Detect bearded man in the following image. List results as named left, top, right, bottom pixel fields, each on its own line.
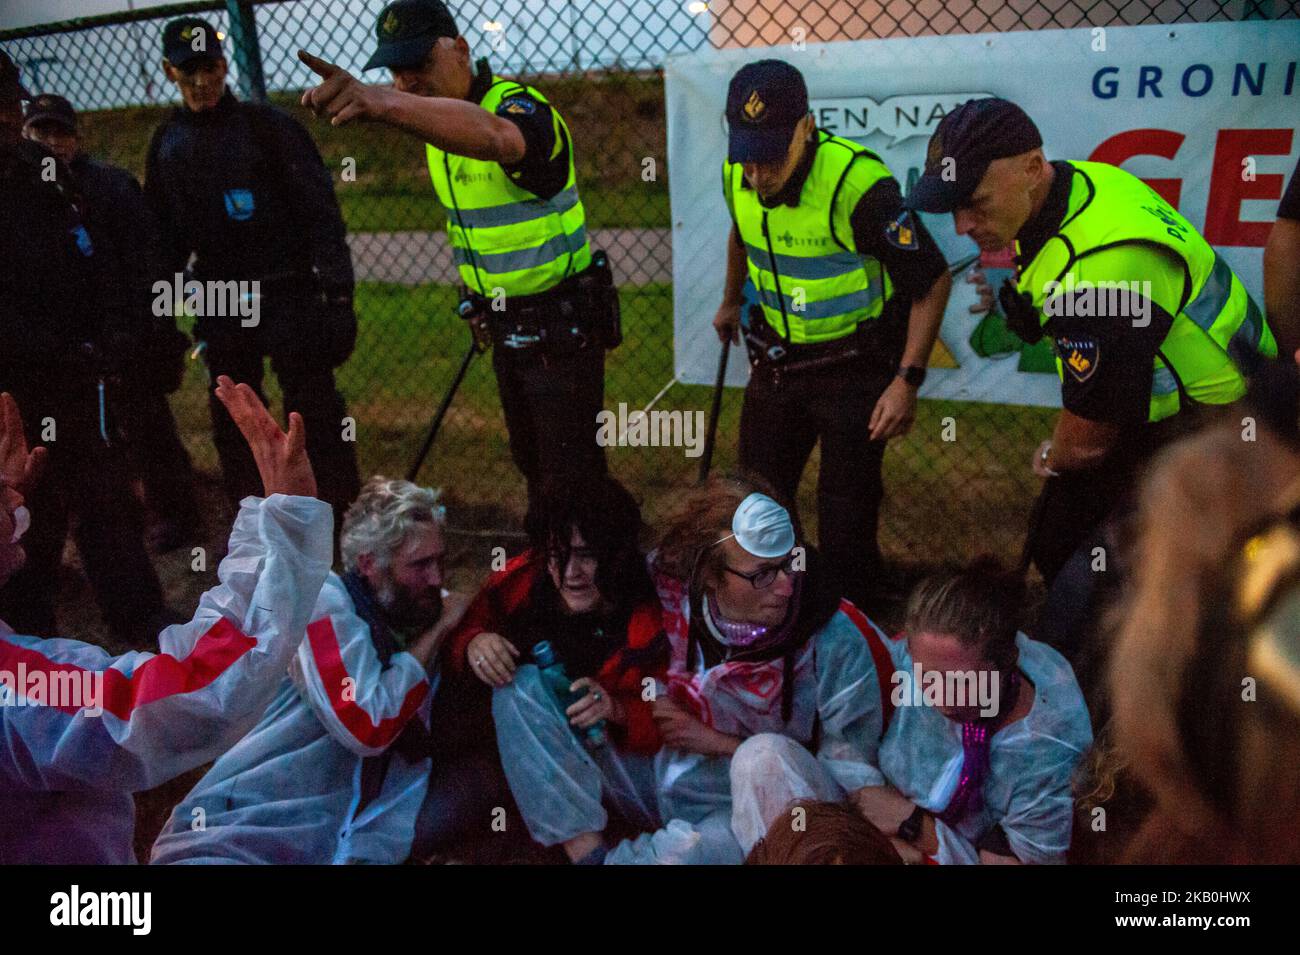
left=151, top=476, right=467, bottom=864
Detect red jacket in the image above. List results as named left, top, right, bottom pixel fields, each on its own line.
left=445, top=551, right=668, bottom=754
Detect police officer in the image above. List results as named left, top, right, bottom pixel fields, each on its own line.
left=145, top=18, right=360, bottom=522
left=713, top=61, right=951, bottom=610
left=907, top=98, right=1277, bottom=653
left=297, top=0, right=616, bottom=519
left=23, top=93, right=200, bottom=551
left=0, top=53, right=171, bottom=643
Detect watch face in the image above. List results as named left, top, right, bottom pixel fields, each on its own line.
left=900, top=365, right=926, bottom=387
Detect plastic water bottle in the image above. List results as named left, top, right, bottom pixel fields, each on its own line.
left=533, top=641, right=606, bottom=747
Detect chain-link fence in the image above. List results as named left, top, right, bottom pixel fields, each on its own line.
left=2, top=0, right=1295, bottom=572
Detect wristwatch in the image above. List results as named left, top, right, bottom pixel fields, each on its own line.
left=897, top=365, right=926, bottom=388
left=898, top=804, right=927, bottom=844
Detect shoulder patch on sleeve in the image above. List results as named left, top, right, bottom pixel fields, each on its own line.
left=499, top=96, right=537, bottom=116
left=884, top=209, right=919, bottom=251
left=1055, top=334, right=1099, bottom=383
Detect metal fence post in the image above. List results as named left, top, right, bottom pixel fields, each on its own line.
left=225, top=0, right=266, bottom=102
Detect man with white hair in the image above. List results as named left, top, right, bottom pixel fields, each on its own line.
left=604, top=476, right=894, bottom=864
left=151, top=476, right=467, bottom=864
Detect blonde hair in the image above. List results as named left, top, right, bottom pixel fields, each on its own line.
left=1111, top=422, right=1300, bottom=862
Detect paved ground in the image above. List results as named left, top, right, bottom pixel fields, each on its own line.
left=348, top=227, right=673, bottom=286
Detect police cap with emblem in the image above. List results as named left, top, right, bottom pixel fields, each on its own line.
left=364, top=0, right=460, bottom=72
left=162, top=17, right=224, bottom=69
left=24, top=93, right=76, bottom=133
left=725, top=59, right=809, bottom=165
left=907, top=97, right=1043, bottom=214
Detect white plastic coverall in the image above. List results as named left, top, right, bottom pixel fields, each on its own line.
left=731, top=630, right=1092, bottom=863
left=0, top=494, right=332, bottom=864
left=605, top=575, right=886, bottom=864
left=493, top=663, right=661, bottom=849
left=150, top=572, right=436, bottom=864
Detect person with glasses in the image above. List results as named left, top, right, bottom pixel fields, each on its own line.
left=602, top=476, right=894, bottom=864
left=445, top=475, right=669, bottom=863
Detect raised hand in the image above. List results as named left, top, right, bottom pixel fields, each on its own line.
left=213, top=375, right=317, bottom=499
left=298, top=50, right=384, bottom=127
left=0, top=392, right=48, bottom=497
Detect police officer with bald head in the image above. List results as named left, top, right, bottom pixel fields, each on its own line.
left=908, top=98, right=1277, bottom=658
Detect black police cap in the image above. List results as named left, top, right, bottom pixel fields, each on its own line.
left=725, top=59, right=809, bottom=164
left=24, top=93, right=76, bottom=132
left=363, top=0, right=460, bottom=72
left=162, top=17, right=224, bottom=69
left=907, top=98, right=1043, bottom=214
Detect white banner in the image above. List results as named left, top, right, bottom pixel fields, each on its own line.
left=666, top=21, right=1300, bottom=405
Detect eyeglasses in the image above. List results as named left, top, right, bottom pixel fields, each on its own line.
left=724, top=553, right=798, bottom=590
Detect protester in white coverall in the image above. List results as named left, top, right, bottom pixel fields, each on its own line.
left=731, top=559, right=1093, bottom=864
left=604, top=477, right=892, bottom=864
left=152, top=477, right=467, bottom=865
left=0, top=381, right=333, bottom=863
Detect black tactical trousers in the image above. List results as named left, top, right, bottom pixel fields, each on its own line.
left=122, top=388, right=201, bottom=531
left=492, top=341, right=608, bottom=520
left=0, top=376, right=166, bottom=645
left=738, top=353, right=896, bottom=609
left=203, top=337, right=360, bottom=523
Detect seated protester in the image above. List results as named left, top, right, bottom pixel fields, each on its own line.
left=828, top=559, right=1091, bottom=864
left=447, top=477, right=669, bottom=863
left=0, top=381, right=333, bottom=864
left=151, top=477, right=465, bottom=865
left=604, top=476, right=891, bottom=865
left=745, top=799, right=904, bottom=865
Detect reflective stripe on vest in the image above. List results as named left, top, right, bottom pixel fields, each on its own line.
left=725, top=130, right=894, bottom=345
left=1017, top=160, right=1276, bottom=423
left=427, top=78, right=591, bottom=297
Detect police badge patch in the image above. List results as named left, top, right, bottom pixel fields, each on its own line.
left=223, top=188, right=256, bottom=222
left=885, top=210, right=919, bottom=251
left=500, top=97, right=536, bottom=115
left=1056, top=335, right=1099, bottom=383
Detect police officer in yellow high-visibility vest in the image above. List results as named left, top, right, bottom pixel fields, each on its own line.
left=299, top=0, right=616, bottom=516
left=908, top=99, right=1277, bottom=631
left=713, top=61, right=951, bottom=609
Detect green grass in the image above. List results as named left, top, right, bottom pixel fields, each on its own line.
left=167, top=280, right=1052, bottom=562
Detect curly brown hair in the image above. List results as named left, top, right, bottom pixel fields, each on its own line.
left=651, top=473, right=792, bottom=586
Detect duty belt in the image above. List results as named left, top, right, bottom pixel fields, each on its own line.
left=744, top=305, right=869, bottom=375
left=472, top=251, right=619, bottom=355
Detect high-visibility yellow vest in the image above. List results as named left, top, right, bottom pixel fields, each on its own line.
left=427, top=77, right=591, bottom=297
left=724, top=129, right=896, bottom=345
left=1017, top=160, right=1276, bottom=422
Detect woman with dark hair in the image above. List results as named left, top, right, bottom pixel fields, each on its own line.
left=444, top=476, right=669, bottom=863
left=852, top=559, right=1092, bottom=863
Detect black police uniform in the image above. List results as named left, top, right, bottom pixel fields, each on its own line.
left=0, top=138, right=168, bottom=643
left=144, top=88, right=361, bottom=518
left=463, top=62, right=609, bottom=518
left=735, top=136, right=948, bottom=608
left=69, top=152, right=200, bottom=544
